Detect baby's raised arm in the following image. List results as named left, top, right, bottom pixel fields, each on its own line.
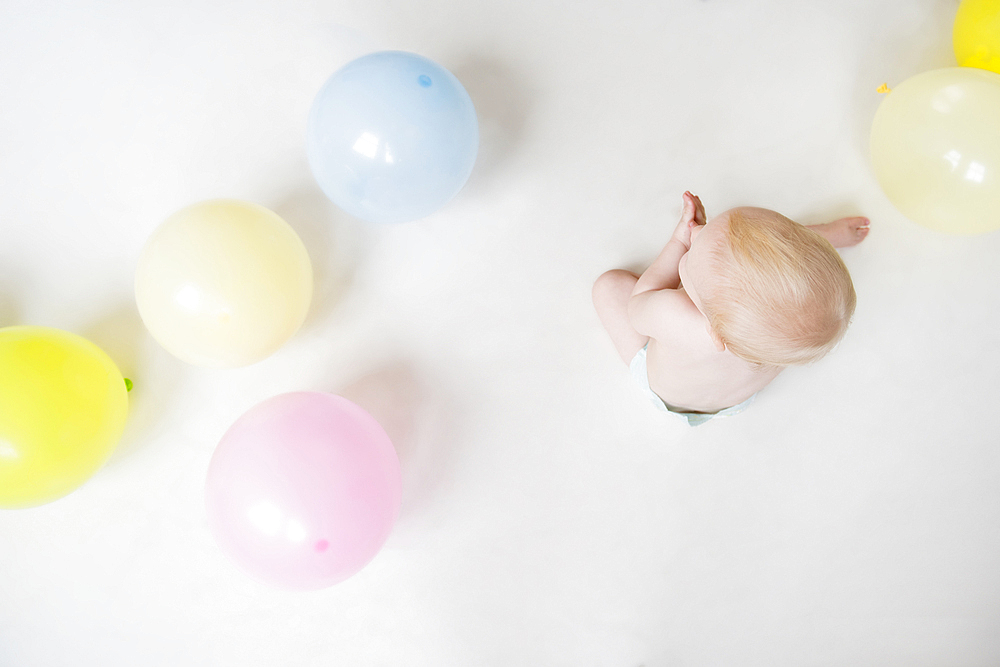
left=631, top=191, right=705, bottom=296
left=627, top=192, right=707, bottom=337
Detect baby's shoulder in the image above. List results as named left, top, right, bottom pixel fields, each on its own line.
left=633, top=288, right=709, bottom=344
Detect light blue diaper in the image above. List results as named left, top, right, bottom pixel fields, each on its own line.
left=629, top=345, right=755, bottom=427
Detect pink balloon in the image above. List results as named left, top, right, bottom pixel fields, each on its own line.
left=205, top=392, right=401, bottom=590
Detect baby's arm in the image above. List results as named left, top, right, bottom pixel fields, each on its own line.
left=631, top=236, right=687, bottom=295
left=631, top=191, right=705, bottom=297
left=627, top=192, right=706, bottom=336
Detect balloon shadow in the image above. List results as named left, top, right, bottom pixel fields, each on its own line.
left=324, top=23, right=386, bottom=69
left=80, top=303, right=187, bottom=463
left=451, top=55, right=536, bottom=195
left=0, top=290, right=20, bottom=328
left=336, top=361, right=462, bottom=542
left=272, top=183, right=370, bottom=331
left=848, top=3, right=957, bottom=155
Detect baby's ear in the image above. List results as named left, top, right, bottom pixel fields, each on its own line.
left=706, top=323, right=727, bottom=352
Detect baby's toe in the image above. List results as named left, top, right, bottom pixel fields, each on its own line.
left=843, top=217, right=870, bottom=243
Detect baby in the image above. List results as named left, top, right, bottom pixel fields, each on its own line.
left=593, top=192, right=868, bottom=426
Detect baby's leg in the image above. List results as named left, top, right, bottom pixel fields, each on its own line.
left=807, top=217, right=870, bottom=248
left=592, top=270, right=650, bottom=364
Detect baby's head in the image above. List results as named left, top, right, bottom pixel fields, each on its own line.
left=683, top=207, right=856, bottom=367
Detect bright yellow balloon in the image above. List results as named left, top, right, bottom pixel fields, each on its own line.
left=134, top=200, right=313, bottom=368
left=0, top=326, right=129, bottom=508
left=954, top=0, right=1000, bottom=74
left=870, top=67, right=1000, bottom=234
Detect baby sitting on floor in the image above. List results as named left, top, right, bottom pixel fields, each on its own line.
left=593, top=192, right=867, bottom=426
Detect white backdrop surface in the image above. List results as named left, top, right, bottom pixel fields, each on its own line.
left=2, top=0, right=999, bottom=665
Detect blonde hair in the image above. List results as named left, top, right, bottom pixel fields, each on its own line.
left=702, top=208, right=856, bottom=367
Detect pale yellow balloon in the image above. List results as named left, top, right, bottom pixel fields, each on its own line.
left=135, top=200, right=313, bottom=367
left=870, top=67, right=1000, bottom=234
left=954, top=0, right=1000, bottom=74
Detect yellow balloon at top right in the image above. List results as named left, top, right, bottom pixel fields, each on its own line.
left=954, top=0, right=1000, bottom=74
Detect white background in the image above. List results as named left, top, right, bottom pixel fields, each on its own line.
left=2, top=0, right=1000, bottom=665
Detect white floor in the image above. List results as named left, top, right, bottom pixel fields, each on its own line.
left=2, top=0, right=1000, bottom=665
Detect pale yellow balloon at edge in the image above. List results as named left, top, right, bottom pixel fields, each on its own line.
left=870, top=67, right=1000, bottom=235
left=134, top=200, right=313, bottom=368
left=954, top=0, right=1000, bottom=74
left=0, top=326, right=129, bottom=508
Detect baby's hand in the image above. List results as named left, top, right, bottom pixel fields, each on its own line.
left=671, top=191, right=707, bottom=249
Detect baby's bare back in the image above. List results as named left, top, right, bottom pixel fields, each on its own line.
left=644, top=297, right=781, bottom=414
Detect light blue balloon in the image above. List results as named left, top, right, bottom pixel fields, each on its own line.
left=306, top=51, right=479, bottom=224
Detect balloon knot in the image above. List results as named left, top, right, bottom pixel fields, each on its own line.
left=877, top=83, right=892, bottom=94
left=124, top=378, right=133, bottom=392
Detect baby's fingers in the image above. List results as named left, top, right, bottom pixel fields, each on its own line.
left=680, top=191, right=697, bottom=222
left=691, top=193, right=707, bottom=226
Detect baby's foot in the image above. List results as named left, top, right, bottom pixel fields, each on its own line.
left=809, top=217, right=870, bottom=248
